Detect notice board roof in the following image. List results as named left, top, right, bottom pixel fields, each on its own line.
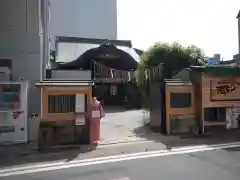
left=35, top=80, right=94, bottom=87
left=191, top=66, right=240, bottom=77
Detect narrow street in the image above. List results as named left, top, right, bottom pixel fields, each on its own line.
left=100, top=108, right=151, bottom=144
left=2, top=144, right=240, bottom=180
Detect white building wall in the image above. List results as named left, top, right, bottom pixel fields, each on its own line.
left=0, top=0, right=118, bottom=114
left=50, top=0, right=117, bottom=42
left=0, top=0, right=41, bottom=114
left=51, top=70, right=91, bottom=80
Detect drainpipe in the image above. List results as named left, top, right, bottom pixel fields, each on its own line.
left=39, top=0, right=43, bottom=81
left=39, top=0, right=50, bottom=81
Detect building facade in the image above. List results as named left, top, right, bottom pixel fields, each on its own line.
left=50, top=0, right=118, bottom=50
left=48, top=0, right=142, bottom=107
left=0, top=0, right=42, bottom=114
left=50, top=37, right=140, bottom=107
left=0, top=0, right=120, bottom=114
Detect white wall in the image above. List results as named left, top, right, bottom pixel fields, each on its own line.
left=0, top=0, right=41, bottom=114
left=50, top=0, right=117, bottom=40
left=51, top=70, right=91, bottom=80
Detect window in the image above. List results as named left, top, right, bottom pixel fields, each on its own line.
left=170, top=92, right=192, bottom=108
left=48, top=95, right=75, bottom=113
left=110, top=85, right=117, bottom=96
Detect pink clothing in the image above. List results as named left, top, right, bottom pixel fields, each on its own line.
left=92, top=100, right=105, bottom=119
left=100, top=105, right=105, bottom=118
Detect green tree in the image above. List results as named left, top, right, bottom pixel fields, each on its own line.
left=137, top=42, right=206, bottom=86
left=236, top=54, right=240, bottom=67
left=135, top=42, right=207, bottom=107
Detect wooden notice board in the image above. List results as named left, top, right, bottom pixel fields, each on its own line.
left=202, top=76, right=240, bottom=108
left=165, top=82, right=195, bottom=134
left=210, top=78, right=240, bottom=101
left=35, top=81, right=93, bottom=122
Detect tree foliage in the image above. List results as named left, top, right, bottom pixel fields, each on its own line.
left=135, top=42, right=207, bottom=108
left=236, top=54, right=240, bottom=67
left=136, top=42, right=207, bottom=85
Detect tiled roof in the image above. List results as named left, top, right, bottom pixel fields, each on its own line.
left=191, top=66, right=240, bottom=76
left=133, top=48, right=144, bottom=56
left=219, top=59, right=236, bottom=64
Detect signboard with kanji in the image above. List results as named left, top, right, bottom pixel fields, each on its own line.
left=202, top=75, right=240, bottom=108
left=210, top=78, right=240, bottom=101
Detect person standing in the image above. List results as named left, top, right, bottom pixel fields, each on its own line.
left=89, top=97, right=105, bottom=145
left=91, top=97, right=105, bottom=118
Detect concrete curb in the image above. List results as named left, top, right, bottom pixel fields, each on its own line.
left=99, top=138, right=150, bottom=146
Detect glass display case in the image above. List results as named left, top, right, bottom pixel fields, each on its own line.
left=0, top=83, right=21, bottom=110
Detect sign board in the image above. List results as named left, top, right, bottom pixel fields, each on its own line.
left=207, top=58, right=218, bottom=65
left=75, top=94, right=85, bottom=112
left=75, top=115, right=85, bottom=125
left=75, top=94, right=85, bottom=125
left=210, top=78, right=240, bottom=101
left=92, top=110, right=101, bottom=118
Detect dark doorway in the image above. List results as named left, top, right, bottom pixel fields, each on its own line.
left=93, top=83, right=128, bottom=107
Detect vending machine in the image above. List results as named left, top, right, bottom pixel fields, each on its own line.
left=0, top=81, right=28, bottom=145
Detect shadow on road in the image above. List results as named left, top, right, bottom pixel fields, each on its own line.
left=0, top=144, right=97, bottom=168
left=2, top=108, right=240, bottom=169
left=103, top=106, right=128, bottom=114
left=133, top=124, right=240, bottom=149
left=0, top=107, right=143, bottom=169
left=224, top=146, right=240, bottom=152
left=103, top=106, right=142, bottom=114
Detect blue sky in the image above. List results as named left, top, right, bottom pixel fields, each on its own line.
left=117, top=0, right=240, bottom=60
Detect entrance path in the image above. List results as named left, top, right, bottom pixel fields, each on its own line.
left=100, top=108, right=151, bottom=144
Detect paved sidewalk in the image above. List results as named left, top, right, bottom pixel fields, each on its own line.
left=0, top=141, right=166, bottom=169
left=1, top=129, right=240, bottom=169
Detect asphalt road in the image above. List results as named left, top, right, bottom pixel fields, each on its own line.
left=2, top=146, right=240, bottom=180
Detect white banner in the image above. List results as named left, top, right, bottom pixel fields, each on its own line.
left=93, top=62, right=134, bottom=82
left=75, top=94, right=85, bottom=112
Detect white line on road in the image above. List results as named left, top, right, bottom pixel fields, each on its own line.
left=1, top=142, right=240, bottom=177
left=110, top=177, right=131, bottom=180
left=99, top=139, right=151, bottom=147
